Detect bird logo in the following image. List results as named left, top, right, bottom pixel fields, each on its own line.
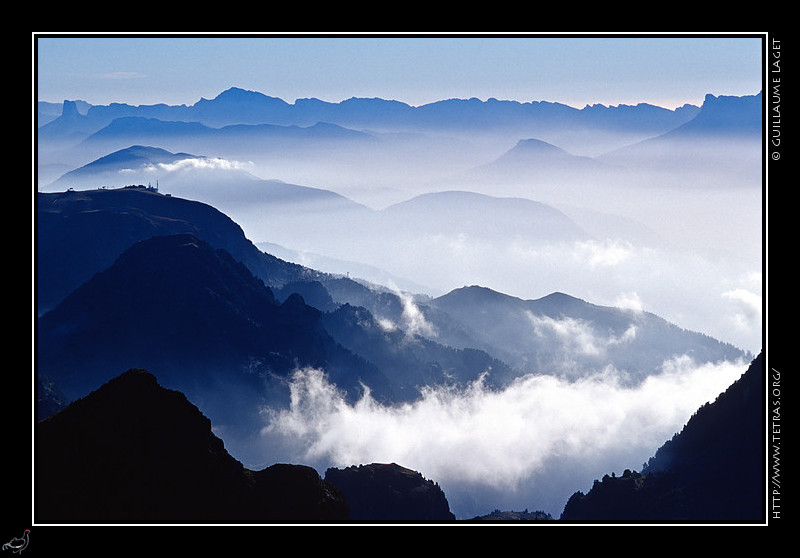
left=2, top=530, right=29, bottom=554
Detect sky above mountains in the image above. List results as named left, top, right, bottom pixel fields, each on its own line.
left=34, top=34, right=764, bottom=110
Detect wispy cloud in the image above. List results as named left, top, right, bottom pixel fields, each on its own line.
left=613, top=291, right=645, bottom=313
left=572, top=239, right=636, bottom=267
left=398, top=291, right=437, bottom=338
left=526, top=312, right=637, bottom=358
left=95, top=71, right=148, bottom=80
left=146, top=157, right=254, bottom=173
left=723, top=287, right=762, bottom=329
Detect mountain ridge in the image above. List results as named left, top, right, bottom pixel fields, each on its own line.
left=35, top=367, right=351, bottom=523
left=429, top=284, right=748, bottom=380
left=36, top=186, right=317, bottom=313
left=36, top=230, right=391, bottom=407
left=34, top=188, right=764, bottom=524
left=560, top=352, right=764, bottom=521
left=38, top=85, right=707, bottom=153
left=41, top=85, right=702, bottom=127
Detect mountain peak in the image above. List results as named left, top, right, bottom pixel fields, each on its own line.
left=61, top=99, right=81, bottom=119
left=668, top=91, right=762, bottom=137
left=436, top=284, right=518, bottom=306
left=212, top=86, right=287, bottom=104
left=514, top=137, right=569, bottom=153
left=35, top=368, right=349, bottom=523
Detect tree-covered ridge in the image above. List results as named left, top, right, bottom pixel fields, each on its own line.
left=560, top=352, right=764, bottom=521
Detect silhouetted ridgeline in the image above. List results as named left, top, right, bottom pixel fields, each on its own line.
left=38, top=86, right=703, bottom=138
left=35, top=369, right=349, bottom=523
left=36, top=186, right=315, bottom=314
left=560, top=352, right=764, bottom=522
left=34, top=354, right=764, bottom=524
left=324, top=463, right=455, bottom=521
left=35, top=369, right=467, bottom=523
left=35, top=187, right=762, bottom=523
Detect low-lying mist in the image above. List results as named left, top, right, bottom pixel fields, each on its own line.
left=253, top=355, right=747, bottom=519
left=204, top=134, right=763, bottom=355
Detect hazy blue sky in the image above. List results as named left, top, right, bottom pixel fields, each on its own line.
left=35, top=33, right=764, bottom=109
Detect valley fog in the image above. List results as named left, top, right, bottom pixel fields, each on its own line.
left=166, top=126, right=762, bottom=517
left=252, top=357, right=747, bottom=518
left=192, top=132, right=762, bottom=355
left=37, top=86, right=764, bottom=521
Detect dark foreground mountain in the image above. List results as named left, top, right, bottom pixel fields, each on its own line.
left=324, top=463, right=455, bottom=521
left=36, top=231, right=393, bottom=435
left=35, top=188, right=515, bottom=407
left=560, top=352, right=764, bottom=522
left=35, top=369, right=349, bottom=523
left=37, top=187, right=749, bottom=413
left=37, top=186, right=318, bottom=314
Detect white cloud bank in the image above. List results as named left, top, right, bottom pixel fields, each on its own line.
left=258, top=355, right=748, bottom=518
left=145, top=157, right=254, bottom=173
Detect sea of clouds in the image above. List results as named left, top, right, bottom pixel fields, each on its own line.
left=256, top=355, right=748, bottom=519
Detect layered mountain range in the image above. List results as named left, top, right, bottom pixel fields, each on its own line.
left=37, top=86, right=704, bottom=142
left=34, top=86, right=764, bottom=522
left=37, top=87, right=760, bottom=198
left=35, top=186, right=762, bottom=521
left=37, top=188, right=747, bottom=412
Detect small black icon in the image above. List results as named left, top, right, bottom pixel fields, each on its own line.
left=2, top=530, right=29, bottom=554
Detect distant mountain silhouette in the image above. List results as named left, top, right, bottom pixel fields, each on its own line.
left=465, top=137, right=608, bottom=183
left=37, top=100, right=99, bottom=145
left=598, top=92, right=762, bottom=182
left=48, top=144, right=251, bottom=192
left=659, top=92, right=762, bottom=139
left=35, top=368, right=349, bottom=523
left=84, top=116, right=377, bottom=146
left=560, top=352, right=764, bottom=521
left=189, top=87, right=295, bottom=126
left=39, top=86, right=700, bottom=139
left=36, top=86, right=708, bottom=191
left=259, top=241, right=433, bottom=295
left=65, top=116, right=379, bottom=166
left=325, top=463, right=456, bottom=521
left=46, top=144, right=380, bottom=231
left=38, top=98, right=90, bottom=126
left=379, top=190, right=590, bottom=246
left=41, top=153, right=598, bottom=300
